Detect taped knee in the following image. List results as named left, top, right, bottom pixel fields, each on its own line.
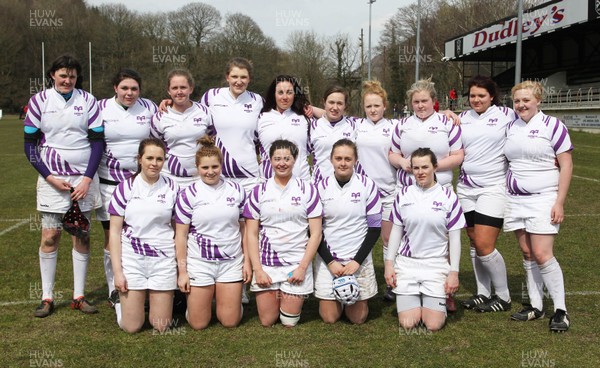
left=280, top=309, right=300, bottom=327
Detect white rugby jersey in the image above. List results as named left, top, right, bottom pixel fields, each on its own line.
left=458, top=106, right=516, bottom=189
left=354, top=117, right=398, bottom=197
left=390, top=183, right=466, bottom=259
left=309, top=116, right=357, bottom=183
left=257, top=108, right=310, bottom=180
left=175, top=179, right=246, bottom=261
left=201, top=88, right=262, bottom=179
left=504, top=111, right=573, bottom=195
left=108, top=175, right=179, bottom=257
left=98, top=97, right=156, bottom=182
left=150, top=102, right=211, bottom=178
left=243, top=178, right=323, bottom=266
left=391, top=113, right=462, bottom=186
left=318, top=173, right=382, bottom=261
left=24, top=88, right=100, bottom=175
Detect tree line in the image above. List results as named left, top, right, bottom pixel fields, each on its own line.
left=2, top=0, right=542, bottom=115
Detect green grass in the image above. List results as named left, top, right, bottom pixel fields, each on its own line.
left=1, top=115, right=599, bottom=367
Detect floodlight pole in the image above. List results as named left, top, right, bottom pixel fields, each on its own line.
left=415, top=0, right=421, bottom=82
left=41, top=42, right=45, bottom=90
left=515, top=0, right=523, bottom=85
left=368, top=0, right=376, bottom=80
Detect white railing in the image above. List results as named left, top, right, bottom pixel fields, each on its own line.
left=499, top=87, right=600, bottom=109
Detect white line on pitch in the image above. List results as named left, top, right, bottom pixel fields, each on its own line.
left=573, top=175, right=600, bottom=182
left=0, top=219, right=28, bottom=237
left=565, top=214, right=600, bottom=217
left=0, top=218, right=28, bottom=222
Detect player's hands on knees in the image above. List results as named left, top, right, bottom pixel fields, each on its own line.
left=326, top=261, right=345, bottom=277
left=288, top=267, right=306, bottom=285
left=178, top=272, right=191, bottom=293
left=114, top=273, right=128, bottom=293
left=444, top=271, right=459, bottom=294
left=342, top=260, right=360, bottom=276
left=384, top=262, right=396, bottom=288
left=158, top=99, right=172, bottom=113
left=242, top=260, right=253, bottom=284
left=550, top=203, right=564, bottom=224
left=255, top=269, right=272, bottom=288
left=46, top=175, right=71, bottom=192
left=72, top=176, right=92, bottom=201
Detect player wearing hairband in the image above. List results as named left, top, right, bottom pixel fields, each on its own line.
left=25, top=54, right=103, bottom=318
left=151, top=69, right=212, bottom=189
left=258, top=75, right=311, bottom=181
left=315, top=139, right=381, bottom=324
left=175, top=135, right=249, bottom=329
left=97, top=68, right=156, bottom=307
left=108, top=138, right=179, bottom=333
left=385, top=147, right=465, bottom=332
left=457, top=75, right=516, bottom=313
left=244, top=139, right=322, bottom=327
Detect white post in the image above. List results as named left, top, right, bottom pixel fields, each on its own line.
left=41, top=42, right=45, bottom=90
left=368, top=0, right=376, bottom=80
left=515, top=0, right=524, bottom=85
left=89, top=42, right=92, bottom=94
left=415, top=0, right=421, bottom=82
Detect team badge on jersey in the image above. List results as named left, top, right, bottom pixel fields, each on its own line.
left=291, top=196, right=302, bottom=206
left=431, top=201, right=444, bottom=212
left=350, top=192, right=361, bottom=203
left=73, top=105, right=84, bottom=117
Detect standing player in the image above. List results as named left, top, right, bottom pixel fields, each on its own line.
left=352, top=81, right=398, bottom=301
left=257, top=75, right=311, bottom=180
left=504, top=81, right=573, bottom=332
left=244, top=140, right=323, bottom=327
left=108, top=138, right=179, bottom=333
left=24, top=54, right=103, bottom=317
left=151, top=69, right=212, bottom=189
left=315, top=139, right=381, bottom=324
left=458, top=76, right=516, bottom=313
left=175, top=136, right=249, bottom=329
left=388, top=78, right=464, bottom=189
left=97, top=69, right=156, bottom=306
left=385, top=148, right=465, bottom=331
left=309, top=86, right=357, bottom=183
left=201, top=57, right=263, bottom=193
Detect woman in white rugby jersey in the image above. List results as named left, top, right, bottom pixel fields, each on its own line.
left=308, top=85, right=357, bottom=184
left=385, top=148, right=465, bottom=332
left=388, top=78, right=464, bottom=311
left=151, top=69, right=212, bottom=189
left=97, top=69, right=156, bottom=307
left=25, top=54, right=103, bottom=318
left=457, top=75, right=516, bottom=313
left=504, top=81, right=573, bottom=332
left=109, top=138, right=179, bottom=333
left=257, top=75, right=311, bottom=181
left=244, top=139, right=323, bottom=327
left=175, top=136, right=250, bottom=329
left=315, top=139, right=381, bottom=324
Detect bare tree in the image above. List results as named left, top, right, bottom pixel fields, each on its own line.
left=167, top=3, right=221, bottom=47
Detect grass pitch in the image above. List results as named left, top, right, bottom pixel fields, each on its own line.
left=0, top=115, right=599, bottom=367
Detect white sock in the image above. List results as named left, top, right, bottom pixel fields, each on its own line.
left=471, top=247, right=491, bottom=297
left=478, top=249, right=510, bottom=302
left=39, top=249, right=58, bottom=300
left=539, top=257, right=566, bottom=312
left=523, top=259, right=544, bottom=311
left=72, top=248, right=89, bottom=299
left=115, top=302, right=123, bottom=327
left=382, top=244, right=388, bottom=262
left=104, top=249, right=114, bottom=296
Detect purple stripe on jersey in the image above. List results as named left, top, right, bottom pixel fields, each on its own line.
left=448, top=125, right=462, bottom=147
left=391, top=203, right=401, bottom=224
left=447, top=208, right=464, bottom=230
left=367, top=213, right=382, bottom=227
left=166, top=155, right=189, bottom=177
left=400, top=233, right=411, bottom=257
left=552, top=126, right=568, bottom=152
left=30, top=96, right=42, bottom=121
left=216, top=138, right=250, bottom=178
left=313, top=166, right=322, bottom=184
left=366, top=193, right=380, bottom=213
left=142, top=243, right=159, bottom=257
left=398, top=170, right=414, bottom=187
left=355, top=161, right=366, bottom=176
left=88, top=107, right=100, bottom=126
left=506, top=169, right=531, bottom=195
left=260, top=232, right=284, bottom=266
left=306, top=188, right=321, bottom=216
left=259, top=145, right=272, bottom=179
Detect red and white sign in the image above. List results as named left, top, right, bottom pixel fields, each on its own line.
left=444, top=0, right=588, bottom=60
